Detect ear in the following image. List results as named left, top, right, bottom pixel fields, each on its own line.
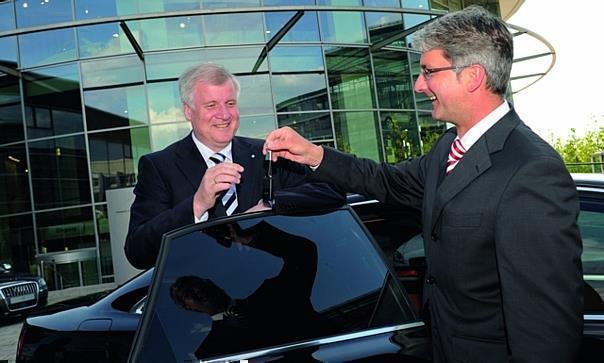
left=465, top=64, right=486, bottom=93
left=183, top=102, right=193, bottom=121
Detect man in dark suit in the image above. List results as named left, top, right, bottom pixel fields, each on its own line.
left=264, top=6, right=583, bottom=363
left=125, top=63, right=343, bottom=270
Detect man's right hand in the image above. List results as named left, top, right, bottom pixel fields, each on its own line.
left=263, top=127, right=324, bottom=167
left=193, top=162, right=243, bottom=218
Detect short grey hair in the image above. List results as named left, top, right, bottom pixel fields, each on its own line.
left=178, top=63, right=241, bottom=109
left=412, top=5, right=513, bottom=95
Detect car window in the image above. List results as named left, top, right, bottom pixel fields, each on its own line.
left=130, top=208, right=417, bottom=362
left=579, top=195, right=604, bottom=311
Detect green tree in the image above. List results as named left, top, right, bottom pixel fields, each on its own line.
left=552, top=123, right=604, bottom=173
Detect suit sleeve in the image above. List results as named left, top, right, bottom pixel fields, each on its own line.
left=124, top=155, right=195, bottom=269
left=495, top=157, right=583, bottom=361
left=308, top=146, right=425, bottom=210
left=271, top=157, right=346, bottom=213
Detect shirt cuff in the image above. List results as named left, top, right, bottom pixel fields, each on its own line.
left=195, top=211, right=209, bottom=224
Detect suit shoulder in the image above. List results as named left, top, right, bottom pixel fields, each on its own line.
left=508, top=123, right=560, bottom=159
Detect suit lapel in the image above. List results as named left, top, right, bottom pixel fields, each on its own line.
left=430, top=109, right=521, bottom=231
left=174, top=133, right=207, bottom=192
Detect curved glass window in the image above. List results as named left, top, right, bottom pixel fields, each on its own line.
left=333, top=111, right=381, bottom=160
left=19, top=28, right=77, bottom=68
left=15, top=0, right=72, bottom=28
left=202, top=0, right=260, bottom=7
left=326, top=47, right=375, bottom=110
left=36, top=206, right=96, bottom=254
left=270, top=46, right=323, bottom=72
left=147, top=81, right=185, bottom=124
left=78, top=23, right=136, bottom=58
left=265, top=11, right=320, bottom=43
left=238, top=115, right=277, bottom=139
left=81, top=56, right=144, bottom=89
left=0, top=73, right=24, bottom=145
left=75, top=0, right=118, bottom=20
left=24, top=64, right=83, bottom=140
left=238, top=74, right=273, bottom=116
left=381, top=111, right=421, bottom=163
left=84, top=85, right=148, bottom=131
left=0, top=144, right=31, bottom=215
left=319, top=11, right=367, bottom=44
left=139, top=16, right=205, bottom=51
left=0, top=2, right=15, bottom=32
left=272, top=73, right=328, bottom=112
left=204, top=13, right=264, bottom=46
left=88, top=127, right=150, bottom=202
left=373, top=49, right=414, bottom=109
left=29, top=135, right=91, bottom=210
left=0, top=214, right=35, bottom=273
left=0, top=36, right=18, bottom=67
left=150, top=122, right=192, bottom=152
left=365, top=0, right=405, bottom=45
left=418, top=112, right=444, bottom=154
left=278, top=112, right=333, bottom=143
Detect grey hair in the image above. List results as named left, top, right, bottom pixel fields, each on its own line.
left=412, top=5, right=513, bottom=95
left=178, top=62, right=241, bottom=109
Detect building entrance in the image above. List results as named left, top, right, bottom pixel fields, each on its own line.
left=38, top=248, right=99, bottom=290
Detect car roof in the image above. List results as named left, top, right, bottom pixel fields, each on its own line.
left=572, top=173, right=604, bottom=189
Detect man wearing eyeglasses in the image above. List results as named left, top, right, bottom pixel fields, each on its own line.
left=264, top=5, right=582, bottom=363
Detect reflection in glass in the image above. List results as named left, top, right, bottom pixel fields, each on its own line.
left=75, top=0, right=118, bottom=19
left=19, top=28, right=77, bottom=68
left=147, top=81, right=185, bottom=124
left=36, top=206, right=96, bottom=254
left=265, top=11, right=320, bottom=43
left=364, top=0, right=404, bottom=45
left=139, top=16, right=204, bottom=51
left=0, top=36, right=18, bottom=66
left=0, top=144, right=31, bottom=215
left=272, top=74, right=328, bottom=112
left=270, top=46, right=323, bottom=72
left=333, top=111, right=381, bottom=160
left=89, top=127, right=150, bottom=202
left=238, top=115, right=277, bottom=139
left=278, top=112, right=333, bottom=143
left=202, top=0, right=260, bottom=7
left=264, top=0, right=314, bottom=4
left=381, top=111, right=421, bottom=163
left=0, top=2, right=16, bottom=32
left=204, top=13, right=264, bottom=46
left=29, top=135, right=91, bottom=210
left=78, top=23, right=136, bottom=58
left=238, top=75, right=273, bottom=116
left=81, top=56, right=144, bottom=89
left=418, top=112, right=444, bottom=154
left=0, top=214, right=35, bottom=273
left=150, top=123, right=192, bottom=152
left=325, top=47, right=375, bottom=110
left=319, top=11, right=367, bottom=44
left=95, top=205, right=114, bottom=279
left=24, top=64, right=83, bottom=140
left=373, top=49, right=414, bottom=109
left=84, top=85, right=148, bottom=131
left=0, top=73, right=24, bottom=144
left=15, top=0, right=72, bottom=27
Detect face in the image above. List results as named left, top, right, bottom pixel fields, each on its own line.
left=184, top=81, right=240, bottom=152
left=414, top=49, right=468, bottom=125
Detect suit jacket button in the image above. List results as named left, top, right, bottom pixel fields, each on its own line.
left=426, top=276, right=436, bottom=285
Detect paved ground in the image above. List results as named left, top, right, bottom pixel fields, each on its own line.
left=0, top=283, right=116, bottom=363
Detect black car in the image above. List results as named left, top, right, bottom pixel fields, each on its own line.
left=0, top=263, right=48, bottom=319
left=15, top=174, right=604, bottom=362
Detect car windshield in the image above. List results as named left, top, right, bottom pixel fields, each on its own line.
left=130, top=208, right=417, bottom=362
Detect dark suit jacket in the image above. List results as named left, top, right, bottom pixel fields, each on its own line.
left=125, top=133, right=343, bottom=270
left=310, top=109, right=583, bottom=362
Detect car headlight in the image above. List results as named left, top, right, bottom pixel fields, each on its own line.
left=37, top=277, right=47, bottom=289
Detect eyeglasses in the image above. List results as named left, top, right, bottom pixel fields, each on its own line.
left=420, top=65, right=471, bottom=80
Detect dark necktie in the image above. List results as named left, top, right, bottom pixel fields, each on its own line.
left=209, top=152, right=238, bottom=216
left=446, top=137, right=466, bottom=175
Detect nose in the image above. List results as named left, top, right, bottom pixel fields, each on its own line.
left=414, top=73, right=426, bottom=94
left=215, top=104, right=232, bottom=120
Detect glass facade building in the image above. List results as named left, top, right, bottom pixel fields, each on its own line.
left=0, top=0, right=506, bottom=289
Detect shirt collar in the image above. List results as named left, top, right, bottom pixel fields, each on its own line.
left=458, top=101, right=510, bottom=151
left=191, top=133, right=233, bottom=166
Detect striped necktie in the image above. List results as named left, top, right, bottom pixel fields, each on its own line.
left=446, top=137, right=466, bottom=175
left=209, top=152, right=238, bottom=216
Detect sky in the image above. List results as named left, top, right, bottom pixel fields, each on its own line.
left=507, top=1, right=604, bottom=143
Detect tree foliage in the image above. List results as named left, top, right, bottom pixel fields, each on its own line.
left=552, top=124, right=604, bottom=173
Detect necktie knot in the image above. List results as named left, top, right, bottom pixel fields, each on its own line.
left=209, top=152, right=227, bottom=165
left=446, top=137, right=466, bottom=175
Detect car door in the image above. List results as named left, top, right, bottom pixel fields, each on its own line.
left=128, top=207, right=430, bottom=362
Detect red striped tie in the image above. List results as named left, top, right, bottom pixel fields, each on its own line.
left=446, top=137, right=466, bottom=175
